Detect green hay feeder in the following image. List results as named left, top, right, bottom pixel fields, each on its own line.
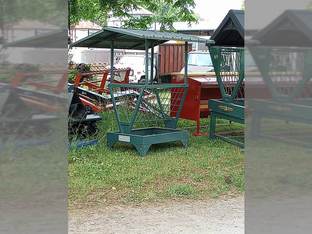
left=71, top=27, right=213, bottom=156
left=208, top=10, right=245, bottom=147
left=208, top=46, right=245, bottom=147
left=247, top=10, right=312, bottom=146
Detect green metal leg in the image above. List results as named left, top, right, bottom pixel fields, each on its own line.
left=209, top=113, right=217, bottom=139
left=107, top=133, right=118, bottom=148
left=180, top=132, right=189, bottom=147
left=181, top=138, right=188, bottom=148
left=134, top=143, right=151, bottom=157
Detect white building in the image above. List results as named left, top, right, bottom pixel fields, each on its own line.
left=69, top=21, right=108, bottom=64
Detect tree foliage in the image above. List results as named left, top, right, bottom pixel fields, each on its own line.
left=0, top=0, right=67, bottom=41
left=0, top=0, right=67, bottom=26
left=125, top=0, right=198, bottom=31
left=69, top=0, right=198, bottom=30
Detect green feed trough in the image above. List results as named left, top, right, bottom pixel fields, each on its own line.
left=71, top=27, right=213, bottom=156
left=107, top=81, right=189, bottom=156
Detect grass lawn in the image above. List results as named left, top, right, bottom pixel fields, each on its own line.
left=69, top=112, right=244, bottom=208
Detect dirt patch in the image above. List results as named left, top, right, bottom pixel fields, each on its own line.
left=69, top=196, right=244, bottom=234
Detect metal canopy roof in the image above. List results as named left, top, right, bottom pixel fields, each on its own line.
left=211, top=10, right=244, bottom=47
left=4, top=29, right=68, bottom=48
left=253, top=10, right=312, bottom=47
left=70, top=27, right=214, bottom=50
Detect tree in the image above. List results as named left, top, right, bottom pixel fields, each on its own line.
left=0, top=0, right=67, bottom=26
left=0, top=0, right=67, bottom=44
left=125, top=0, right=198, bottom=31
left=69, top=0, right=109, bottom=26
left=69, top=0, right=198, bottom=30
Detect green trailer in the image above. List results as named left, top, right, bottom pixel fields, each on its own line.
left=71, top=27, right=213, bottom=156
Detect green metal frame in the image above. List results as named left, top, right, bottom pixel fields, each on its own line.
left=248, top=46, right=312, bottom=145
left=70, top=27, right=214, bottom=156
left=107, top=39, right=190, bottom=156
left=107, top=128, right=188, bottom=156
left=208, top=46, right=245, bottom=147
left=249, top=46, right=312, bottom=102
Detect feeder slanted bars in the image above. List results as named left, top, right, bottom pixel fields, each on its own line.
left=248, top=10, right=312, bottom=146
left=208, top=46, right=245, bottom=147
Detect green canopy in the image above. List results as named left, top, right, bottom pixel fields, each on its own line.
left=211, top=10, right=244, bottom=47
left=254, top=10, right=312, bottom=47
left=70, top=27, right=214, bottom=50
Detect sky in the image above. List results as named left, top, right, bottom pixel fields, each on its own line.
left=193, top=0, right=244, bottom=28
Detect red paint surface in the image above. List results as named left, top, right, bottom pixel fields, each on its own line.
left=170, top=73, right=221, bottom=135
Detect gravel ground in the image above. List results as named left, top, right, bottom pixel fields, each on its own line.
left=69, top=196, right=244, bottom=234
